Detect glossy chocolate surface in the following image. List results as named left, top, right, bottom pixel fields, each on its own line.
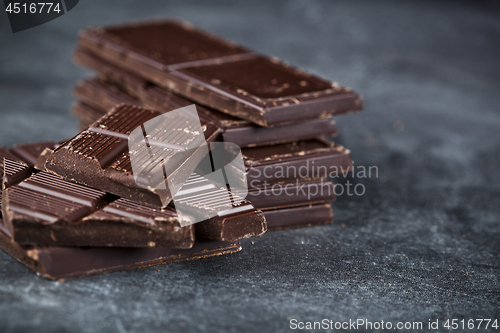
left=72, top=50, right=340, bottom=147
left=77, top=19, right=363, bottom=126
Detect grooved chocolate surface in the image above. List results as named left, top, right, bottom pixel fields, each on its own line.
left=2, top=158, right=194, bottom=248
left=88, top=198, right=184, bottom=226
left=45, top=104, right=220, bottom=207
left=18, top=171, right=107, bottom=209
left=0, top=147, right=22, bottom=176
left=2, top=158, right=32, bottom=188
left=174, top=173, right=266, bottom=241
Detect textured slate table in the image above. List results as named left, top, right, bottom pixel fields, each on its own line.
left=1, top=1, right=499, bottom=332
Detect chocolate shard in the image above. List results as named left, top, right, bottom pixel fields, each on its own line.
left=0, top=147, right=24, bottom=176
left=242, top=138, right=352, bottom=184
left=77, top=19, right=363, bottom=127
left=72, top=50, right=341, bottom=147
left=173, top=173, right=267, bottom=241
left=263, top=203, right=334, bottom=231
left=247, top=178, right=336, bottom=210
left=44, top=104, right=219, bottom=208
left=2, top=158, right=195, bottom=248
left=2, top=158, right=33, bottom=188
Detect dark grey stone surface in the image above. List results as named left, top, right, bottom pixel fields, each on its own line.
left=1, top=1, right=499, bottom=332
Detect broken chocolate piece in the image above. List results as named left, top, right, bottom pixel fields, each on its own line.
left=45, top=104, right=219, bottom=208
left=173, top=173, right=267, bottom=241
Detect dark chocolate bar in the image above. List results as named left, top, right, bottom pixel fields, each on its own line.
left=72, top=50, right=340, bottom=147
left=2, top=158, right=195, bottom=248
left=44, top=104, right=219, bottom=208
left=243, top=139, right=352, bottom=185
left=263, top=203, right=333, bottom=231
left=247, top=178, right=336, bottom=210
left=77, top=19, right=363, bottom=126
left=0, top=220, right=241, bottom=280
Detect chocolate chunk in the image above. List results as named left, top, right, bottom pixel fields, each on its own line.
left=2, top=158, right=195, bottom=248
left=2, top=158, right=33, bottom=188
left=77, top=19, right=363, bottom=126
left=263, top=203, right=334, bottom=231
left=1, top=148, right=28, bottom=178
left=44, top=104, right=219, bottom=208
left=173, top=173, right=267, bottom=241
left=242, top=139, right=352, bottom=184
left=72, top=50, right=340, bottom=147
left=0, top=147, right=26, bottom=175
left=195, top=210, right=266, bottom=242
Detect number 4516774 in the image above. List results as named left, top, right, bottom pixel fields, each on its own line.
left=444, top=319, right=498, bottom=330
left=5, top=3, right=61, bottom=14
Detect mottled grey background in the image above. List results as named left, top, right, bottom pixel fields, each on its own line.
left=1, top=1, right=499, bottom=332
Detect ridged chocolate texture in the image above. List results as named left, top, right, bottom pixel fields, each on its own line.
left=70, top=50, right=340, bottom=147
left=76, top=19, right=363, bottom=127
left=0, top=147, right=23, bottom=177
left=2, top=158, right=33, bottom=188
left=45, top=104, right=220, bottom=208
left=174, top=173, right=255, bottom=218
left=173, top=173, right=267, bottom=241
left=2, top=159, right=195, bottom=248
left=263, top=203, right=334, bottom=231
left=242, top=138, right=352, bottom=184
left=88, top=198, right=185, bottom=225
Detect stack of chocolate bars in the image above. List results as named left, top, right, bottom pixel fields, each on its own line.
left=0, top=19, right=362, bottom=280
